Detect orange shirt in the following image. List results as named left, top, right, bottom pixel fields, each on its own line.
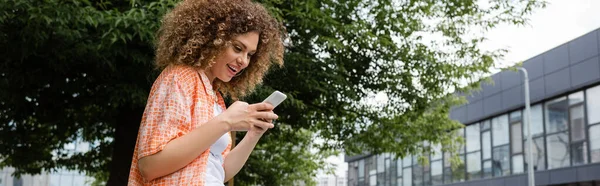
left=128, top=65, right=231, bottom=185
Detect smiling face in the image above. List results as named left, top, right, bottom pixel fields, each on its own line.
left=205, top=31, right=259, bottom=84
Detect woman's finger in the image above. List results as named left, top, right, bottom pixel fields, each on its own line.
left=252, top=119, right=274, bottom=129
left=252, top=111, right=278, bottom=120
left=249, top=102, right=274, bottom=111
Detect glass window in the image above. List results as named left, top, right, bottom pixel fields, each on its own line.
left=61, top=175, right=73, bottom=186
left=385, top=158, right=391, bottom=174
left=590, top=125, right=600, bottom=163
left=570, top=105, right=587, bottom=166
left=402, top=156, right=411, bottom=167
left=49, top=174, right=61, bottom=186
left=365, top=156, right=372, bottom=178
left=466, top=123, right=481, bottom=152
left=466, top=152, right=481, bottom=180
left=369, top=171, right=377, bottom=186
left=72, top=176, right=86, bottom=186
left=391, top=162, right=397, bottom=186
left=359, top=160, right=365, bottom=179
left=483, top=160, right=492, bottom=178
left=512, top=155, right=524, bottom=174
left=570, top=105, right=586, bottom=142
left=452, top=155, right=465, bottom=183
left=458, top=128, right=465, bottom=153
left=481, top=120, right=491, bottom=131
left=569, top=91, right=584, bottom=105
left=13, top=177, right=23, bottom=186
left=524, top=104, right=544, bottom=138
left=510, top=110, right=522, bottom=122
left=492, top=146, right=510, bottom=177
left=443, top=152, right=451, bottom=168
left=370, top=156, right=377, bottom=172
left=423, top=158, right=430, bottom=174
left=432, top=144, right=442, bottom=160
left=443, top=167, right=452, bottom=184
left=349, top=162, right=358, bottom=185
left=512, top=122, right=523, bottom=153
left=587, top=85, right=600, bottom=124
left=547, top=132, right=570, bottom=169
left=378, top=155, right=385, bottom=173
left=424, top=169, right=431, bottom=186
left=397, top=158, right=402, bottom=177
left=492, top=115, right=509, bottom=146
left=377, top=172, right=385, bottom=186
left=572, top=141, right=588, bottom=166
left=431, top=161, right=443, bottom=185
left=524, top=137, right=546, bottom=171
left=413, top=165, right=423, bottom=186
left=50, top=170, right=64, bottom=186
left=412, top=155, right=419, bottom=165
left=403, top=168, right=412, bottom=186
left=482, top=131, right=491, bottom=159
left=545, top=97, right=569, bottom=133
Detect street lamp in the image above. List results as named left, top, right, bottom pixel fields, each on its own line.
left=517, top=67, right=535, bottom=186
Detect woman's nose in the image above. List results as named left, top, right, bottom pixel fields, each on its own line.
left=238, top=55, right=249, bottom=68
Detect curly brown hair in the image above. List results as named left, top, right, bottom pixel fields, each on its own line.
left=155, top=0, right=285, bottom=99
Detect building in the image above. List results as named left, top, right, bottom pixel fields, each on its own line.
left=0, top=140, right=95, bottom=186
left=0, top=168, right=49, bottom=186
left=345, top=28, right=600, bottom=186
left=317, top=175, right=348, bottom=186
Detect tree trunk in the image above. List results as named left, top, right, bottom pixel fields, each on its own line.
left=106, top=107, right=144, bottom=186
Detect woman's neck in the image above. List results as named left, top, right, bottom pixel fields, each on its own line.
left=199, top=69, right=216, bottom=85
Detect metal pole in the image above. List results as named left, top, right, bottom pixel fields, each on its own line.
left=518, top=67, right=534, bottom=186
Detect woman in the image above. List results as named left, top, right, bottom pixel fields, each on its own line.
left=128, top=0, right=285, bottom=185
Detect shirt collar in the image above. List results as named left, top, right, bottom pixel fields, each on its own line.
left=198, top=70, right=217, bottom=101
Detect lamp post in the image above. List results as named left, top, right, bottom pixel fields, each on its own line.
left=518, top=67, right=534, bottom=186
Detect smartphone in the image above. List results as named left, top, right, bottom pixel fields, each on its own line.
left=262, top=90, right=287, bottom=108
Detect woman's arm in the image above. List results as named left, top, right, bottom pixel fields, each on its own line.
left=223, top=132, right=263, bottom=182
left=223, top=102, right=276, bottom=182
left=138, top=116, right=231, bottom=181
left=137, top=102, right=277, bottom=181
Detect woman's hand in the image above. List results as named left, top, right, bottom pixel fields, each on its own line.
left=247, top=104, right=276, bottom=136
left=218, top=101, right=278, bottom=132
left=222, top=102, right=278, bottom=181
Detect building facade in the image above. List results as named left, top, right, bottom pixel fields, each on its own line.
left=345, top=28, right=600, bottom=186
left=317, top=175, right=348, bottom=186
left=0, top=140, right=95, bottom=186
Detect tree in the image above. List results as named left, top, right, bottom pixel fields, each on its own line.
left=0, top=0, right=545, bottom=185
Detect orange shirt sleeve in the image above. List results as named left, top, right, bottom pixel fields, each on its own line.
left=136, top=69, right=192, bottom=159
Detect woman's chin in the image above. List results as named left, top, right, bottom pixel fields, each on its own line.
left=218, top=76, right=233, bottom=83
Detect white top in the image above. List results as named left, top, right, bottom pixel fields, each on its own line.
left=204, top=103, right=230, bottom=185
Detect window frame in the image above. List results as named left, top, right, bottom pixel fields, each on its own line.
left=510, top=110, right=524, bottom=174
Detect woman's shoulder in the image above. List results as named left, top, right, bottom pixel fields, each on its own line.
left=152, top=64, right=201, bottom=92
left=160, top=64, right=200, bottom=80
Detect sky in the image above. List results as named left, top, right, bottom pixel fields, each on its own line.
left=482, top=0, right=600, bottom=68
left=318, top=0, right=600, bottom=180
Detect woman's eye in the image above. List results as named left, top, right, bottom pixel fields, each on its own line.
left=247, top=53, right=254, bottom=58
left=234, top=46, right=242, bottom=52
